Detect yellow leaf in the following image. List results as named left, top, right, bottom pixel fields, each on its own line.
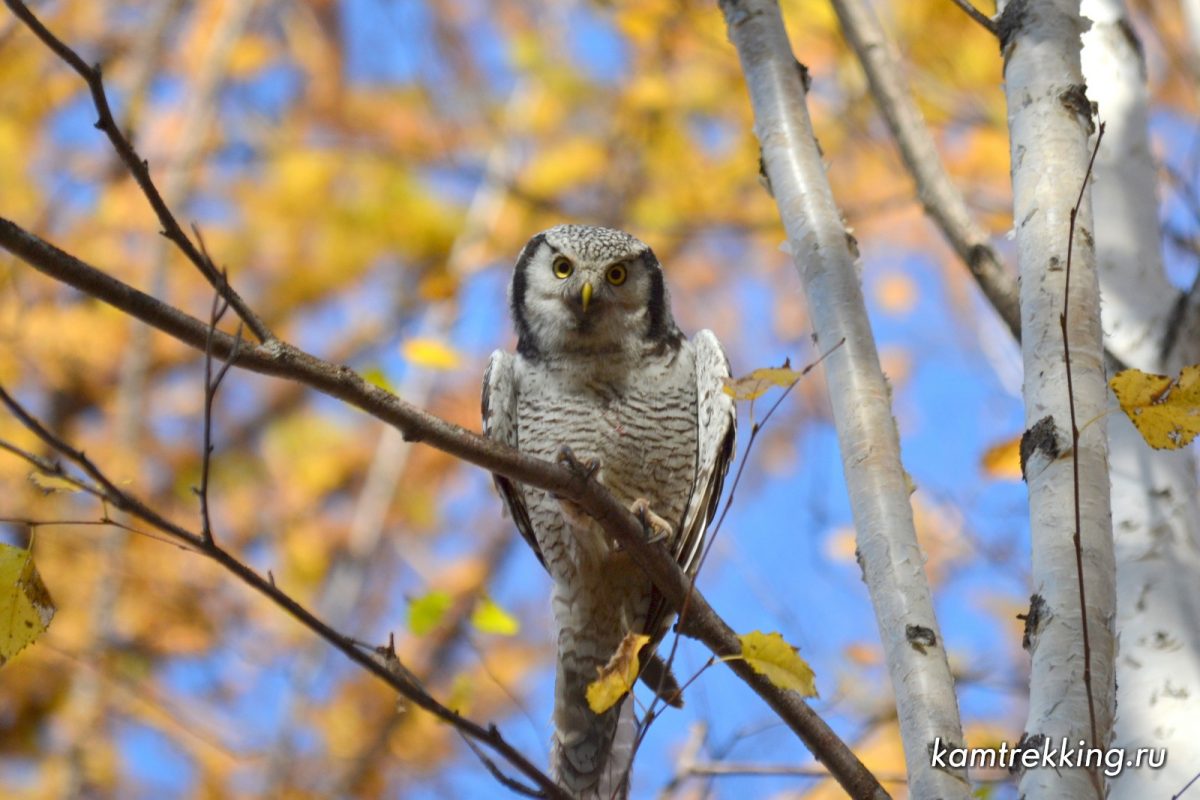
left=981, top=434, right=1023, bottom=480
left=447, top=672, right=473, bottom=715
left=586, top=632, right=651, bottom=714
left=361, top=366, right=394, bottom=393
left=408, top=591, right=453, bottom=636
left=523, top=138, right=608, bottom=195
left=226, top=35, right=273, bottom=78
left=27, top=471, right=81, bottom=495
left=722, top=365, right=803, bottom=400
left=470, top=596, right=520, bottom=637
left=0, top=543, right=55, bottom=667
left=401, top=338, right=462, bottom=371
left=732, top=631, right=817, bottom=697
left=1110, top=366, right=1200, bottom=450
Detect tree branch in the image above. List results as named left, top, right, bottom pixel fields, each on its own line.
left=1, top=0, right=273, bottom=345
left=948, top=0, right=999, bottom=36
left=0, top=386, right=568, bottom=800
left=0, top=215, right=885, bottom=799
left=832, top=0, right=1019, bottom=340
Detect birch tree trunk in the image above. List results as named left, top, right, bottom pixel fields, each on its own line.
left=1081, top=2, right=1200, bottom=795
left=997, top=0, right=1116, bottom=796
left=718, top=2, right=967, bottom=796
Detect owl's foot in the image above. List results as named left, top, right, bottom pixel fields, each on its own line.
left=556, top=444, right=600, bottom=480
left=631, top=498, right=674, bottom=544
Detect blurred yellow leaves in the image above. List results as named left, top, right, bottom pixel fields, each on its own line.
left=0, top=543, right=55, bottom=667
left=981, top=434, right=1023, bottom=480
left=523, top=138, right=609, bottom=196
left=19, top=304, right=129, bottom=387
left=263, top=415, right=360, bottom=505
left=408, top=590, right=519, bottom=637
left=613, top=0, right=675, bottom=45
left=226, top=34, right=274, bottom=78
left=408, top=590, right=453, bottom=636
left=1111, top=366, right=1200, bottom=450
left=401, top=338, right=462, bottom=371
left=586, top=632, right=650, bottom=714
left=469, top=596, right=520, bottom=637
left=730, top=631, right=817, bottom=697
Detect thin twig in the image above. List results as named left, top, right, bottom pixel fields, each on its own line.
left=0, top=385, right=569, bottom=800
left=1060, top=121, right=1105, bottom=768
left=0, top=513, right=201, bottom=552
left=1, top=0, right=273, bottom=344
left=948, top=0, right=998, bottom=36
left=460, top=735, right=545, bottom=799
left=197, top=278, right=243, bottom=545
left=1173, top=768, right=1200, bottom=800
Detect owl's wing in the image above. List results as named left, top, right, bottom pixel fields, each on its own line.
left=481, top=350, right=545, bottom=568
left=639, top=331, right=735, bottom=702
left=674, top=329, right=737, bottom=576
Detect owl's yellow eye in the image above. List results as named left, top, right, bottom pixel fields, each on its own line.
left=606, top=264, right=628, bottom=286
left=552, top=257, right=573, bottom=279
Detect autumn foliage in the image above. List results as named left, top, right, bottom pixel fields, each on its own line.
left=1, top=1, right=1198, bottom=798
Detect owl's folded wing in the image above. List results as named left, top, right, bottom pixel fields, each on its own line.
left=481, top=349, right=545, bottom=568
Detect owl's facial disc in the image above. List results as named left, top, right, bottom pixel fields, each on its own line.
left=511, top=225, right=680, bottom=359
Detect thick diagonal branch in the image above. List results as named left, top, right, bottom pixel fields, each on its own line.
left=0, top=215, right=885, bottom=799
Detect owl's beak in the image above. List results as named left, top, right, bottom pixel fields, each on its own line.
left=580, top=281, right=593, bottom=313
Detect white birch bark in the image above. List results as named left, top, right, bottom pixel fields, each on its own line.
left=1184, top=0, right=1200, bottom=75
left=718, top=2, right=967, bottom=796
left=997, top=0, right=1116, bottom=796
left=1081, top=2, right=1200, bottom=795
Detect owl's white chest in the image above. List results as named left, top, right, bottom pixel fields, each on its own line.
left=515, top=346, right=699, bottom=573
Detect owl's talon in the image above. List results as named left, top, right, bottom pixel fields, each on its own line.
left=631, top=498, right=674, bottom=544
left=556, top=445, right=600, bottom=479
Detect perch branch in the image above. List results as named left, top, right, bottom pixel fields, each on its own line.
left=0, top=216, right=885, bottom=799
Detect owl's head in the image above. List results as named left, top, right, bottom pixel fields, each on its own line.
left=509, top=224, right=681, bottom=359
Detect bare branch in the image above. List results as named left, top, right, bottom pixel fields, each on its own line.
left=0, top=385, right=569, bottom=800
left=1, top=0, right=274, bottom=344
left=948, top=0, right=999, bottom=36
left=832, top=0, right=1019, bottom=339
left=197, top=282, right=243, bottom=545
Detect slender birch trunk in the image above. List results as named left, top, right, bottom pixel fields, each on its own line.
left=997, top=1, right=1116, bottom=796
left=718, top=2, right=967, bottom=796
left=1081, top=2, right=1200, bottom=795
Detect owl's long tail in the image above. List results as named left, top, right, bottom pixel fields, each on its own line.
left=551, top=638, right=637, bottom=800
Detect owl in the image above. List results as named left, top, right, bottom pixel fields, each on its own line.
left=482, top=225, right=736, bottom=799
